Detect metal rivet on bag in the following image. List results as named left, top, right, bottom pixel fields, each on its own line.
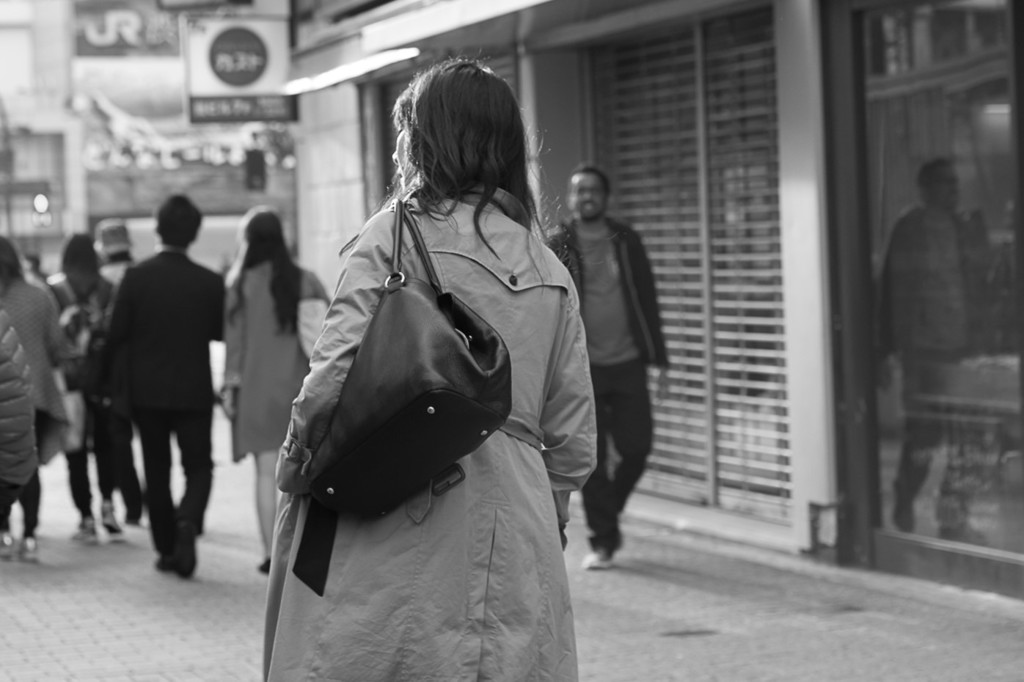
left=427, top=406, right=435, bottom=414
left=480, top=430, right=488, bottom=436
left=326, top=487, right=335, bottom=495
left=509, top=274, right=518, bottom=285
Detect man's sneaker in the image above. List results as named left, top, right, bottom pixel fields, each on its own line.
left=18, top=536, right=38, bottom=563
left=101, top=501, right=124, bottom=542
left=72, top=517, right=99, bottom=545
left=581, top=548, right=613, bottom=571
left=0, top=531, right=15, bottom=561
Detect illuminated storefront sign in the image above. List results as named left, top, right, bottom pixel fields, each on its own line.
left=184, top=16, right=296, bottom=123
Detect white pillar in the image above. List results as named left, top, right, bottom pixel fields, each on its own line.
left=775, top=0, right=838, bottom=551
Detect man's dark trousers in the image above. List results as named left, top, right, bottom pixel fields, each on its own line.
left=134, top=408, right=213, bottom=558
left=581, top=358, right=653, bottom=555
left=108, top=406, right=144, bottom=522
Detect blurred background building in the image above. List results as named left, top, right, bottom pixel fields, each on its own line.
left=0, top=0, right=80, bottom=267
left=0, top=0, right=297, bottom=273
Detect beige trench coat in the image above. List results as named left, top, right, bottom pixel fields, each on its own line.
left=264, top=192, right=597, bottom=682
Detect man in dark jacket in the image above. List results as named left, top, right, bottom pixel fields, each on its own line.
left=548, top=163, right=668, bottom=570
left=107, top=195, right=224, bottom=578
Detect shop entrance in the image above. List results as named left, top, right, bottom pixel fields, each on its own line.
left=826, top=0, right=1024, bottom=597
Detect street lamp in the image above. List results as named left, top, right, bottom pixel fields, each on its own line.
left=31, top=192, right=51, bottom=227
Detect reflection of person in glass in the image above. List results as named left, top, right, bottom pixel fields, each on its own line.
left=878, top=157, right=992, bottom=539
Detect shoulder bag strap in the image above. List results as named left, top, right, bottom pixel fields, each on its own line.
left=399, top=202, right=443, bottom=293
left=391, top=200, right=406, bottom=276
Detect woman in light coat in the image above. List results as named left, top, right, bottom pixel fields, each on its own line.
left=264, top=59, right=596, bottom=681
left=223, top=207, right=326, bottom=573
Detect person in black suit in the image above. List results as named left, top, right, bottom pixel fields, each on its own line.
left=107, top=195, right=225, bottom=578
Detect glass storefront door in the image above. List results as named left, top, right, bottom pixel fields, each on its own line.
left=862, top=0, right=1023, bottom=552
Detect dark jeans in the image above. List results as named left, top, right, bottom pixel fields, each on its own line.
left=0, top=411, right=48, bottom=537
left=134, top=407, right=214, bottom=557
left=65, top=401, right=116, bottom=519
left=103, top=403, right=144, bottom=521
left=581, top=359, right=653, bottom=555
left=0, top=470, right=40, bottom=537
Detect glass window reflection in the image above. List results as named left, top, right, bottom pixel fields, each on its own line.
left=867, top=0, right=1023, bottom=550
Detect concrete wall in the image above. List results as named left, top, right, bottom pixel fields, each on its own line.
left=291, top=35, right=368, bottom=292
left=519, top=50, right=586, bottom=234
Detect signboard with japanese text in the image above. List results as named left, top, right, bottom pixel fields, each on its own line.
left=72, top=0, right=296, bottom=172
left=184, top=15, right=296, bottom=123
left=75, top=0, right=180, bottom=57
left=70, top=0, right=297, bottom=250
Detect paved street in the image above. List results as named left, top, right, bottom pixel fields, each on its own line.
left=2, top=412, right=1024, bottom=681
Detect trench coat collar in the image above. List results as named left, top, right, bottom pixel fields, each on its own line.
left=405, top=187, right=531, bottom=230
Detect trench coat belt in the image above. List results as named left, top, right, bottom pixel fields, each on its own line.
left=292, top=424, right=542, bottom=596
left=292, top=497, right=338, bottom=597
left=292, top=460, right=473, bottom=596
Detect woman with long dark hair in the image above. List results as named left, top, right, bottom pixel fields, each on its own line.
left=223, top=207, right=326, bottom=573
left=264, top=59, right=596, bottom=680
left=0, top=237, right=68, bottom=562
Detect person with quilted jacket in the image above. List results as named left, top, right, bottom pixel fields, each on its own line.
left=0, top=304, right=40, bottom=558
left=0, top=236, right=68, bottom=563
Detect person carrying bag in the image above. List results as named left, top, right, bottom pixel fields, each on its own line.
left=264, top=58, right=596, bottom=682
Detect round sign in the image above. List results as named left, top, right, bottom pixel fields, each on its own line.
left=208, top=27, right=268, bottom=87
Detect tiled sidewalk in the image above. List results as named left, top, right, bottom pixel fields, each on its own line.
left=3, top=410, right=1024, bottom=681
left=0, top=413, right=266, bottom=682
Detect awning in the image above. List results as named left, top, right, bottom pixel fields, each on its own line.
left=361, top=0, right=554, bottom=52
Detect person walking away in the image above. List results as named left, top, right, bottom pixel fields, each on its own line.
left=48, top=234, right=123, bottom=543
left=0, top=307, right=40, bottom=559
left=0, top=237, right=69, bottom=562
left=94, top=219, right=144, bottom=526
left=548, top=163, right=669, bottom=571
left=264, top=59, right=596, bottom=681
left=106, top=195, right=224, bottom=578
left=222, top=207, right=326, bottom=574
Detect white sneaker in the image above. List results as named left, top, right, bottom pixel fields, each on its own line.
left=581, top=549, right=613, bottom=570
left=72, top=517, right=99, bottom=545
left=0, top=531, right=14, bottom=560
left=18, top=536, right=38, bottom=563
left=101, top=501, right=125, bottom=542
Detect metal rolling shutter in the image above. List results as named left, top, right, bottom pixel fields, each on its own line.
left=591, top=7, right=790, bottom=522
left=703, top=9, right=788, bottom=520
left=592, top=32, right=712, bottom=492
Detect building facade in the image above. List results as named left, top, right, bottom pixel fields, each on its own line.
left=0, top=0, right=83, bottom=268
left=289, top=0, right=1024, bottom=599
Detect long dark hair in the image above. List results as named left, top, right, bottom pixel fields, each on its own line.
left=390, top=58, right=537, bottom=239
left=0, top=237, right=24, bottom=291
left=226, top=208, right=302, bottom=333
left=61, top=233, right=101, bottom=276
